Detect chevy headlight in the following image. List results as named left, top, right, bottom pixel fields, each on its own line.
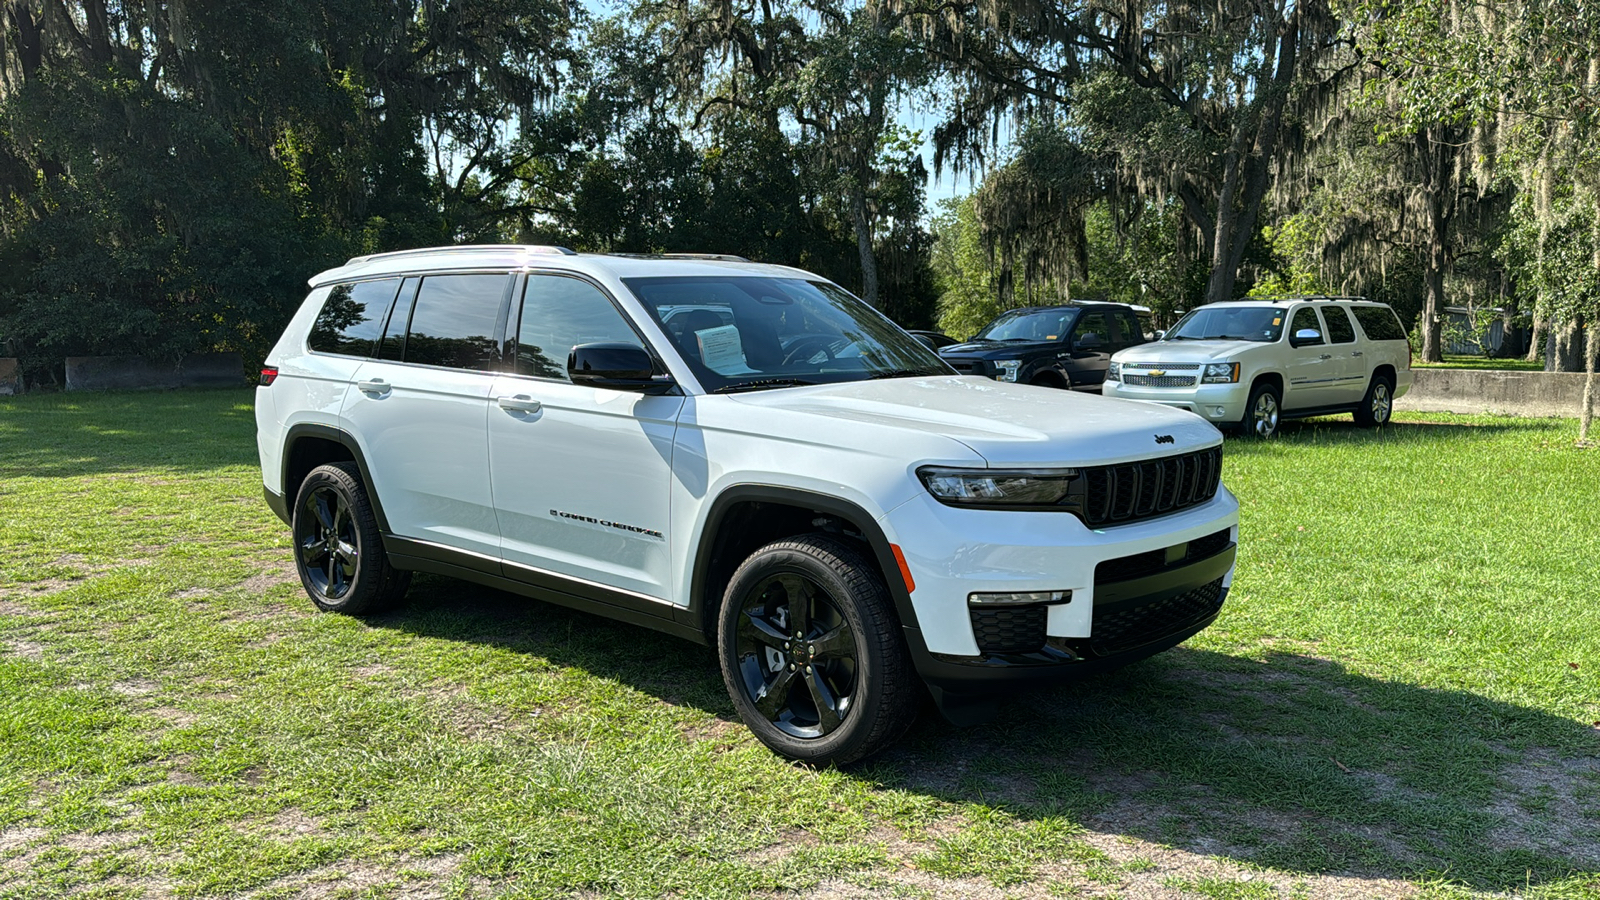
left=1107, top=361, right=1121, bottom=381
left=918, top=466, right=1079, bottom=507
left=994, top=359, right=1022, bottom=382
left=1202, top=362, right=1240, bottom=384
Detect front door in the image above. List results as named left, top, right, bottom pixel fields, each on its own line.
left=1282, top=305, right=1340, bottom=410
left=488, top=273, right=685, bottom=602
left=1065, top=309, right=1115, bottom=390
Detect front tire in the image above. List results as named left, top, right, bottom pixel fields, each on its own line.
left=1354, top=375, right=1394, bottom=427
left=291, top=462, right=410, bottom=614
left=716, top=534, right=918, bottom=765
left=1240, top=382, right=1281, bottom=438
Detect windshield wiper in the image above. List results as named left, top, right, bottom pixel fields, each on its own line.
left=869, top=369, right=937, bottom=380
left=711, top=378, right=818, bottom=394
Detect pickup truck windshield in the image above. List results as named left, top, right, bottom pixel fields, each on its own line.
left=624, top=276, right=951, bottom=392
left=974, top=308, right=1079, bottom=342
left=1165, top=307, right=1285, bottom=342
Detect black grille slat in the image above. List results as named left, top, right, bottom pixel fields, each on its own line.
left=1075, top=447, right=1222, bottom=528
left=1094, top=528, right=1232, bottom=585
left=1087, top=577, right=1226, bottom=656
left=970, top=606, right=1048, bottom=654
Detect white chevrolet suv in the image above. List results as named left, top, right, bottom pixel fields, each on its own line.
left=1103, top=297, right=1413, bottom=438
left=255, top=245, right=1240, bottom=764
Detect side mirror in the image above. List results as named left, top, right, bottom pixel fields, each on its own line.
left=1153, top=330, right=1166, bottom=340
left=1290, top=328, right=1323, bottom=347
left=568, top=343, right=672, bottom=393
left=1075, top=333, right=1103, bottom=351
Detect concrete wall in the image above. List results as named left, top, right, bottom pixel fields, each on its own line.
left=0, top=358, right=20, bottom=395
left=64, top=353, right=245, bottom=392
left=1396, top=368, right=1592, bottom=418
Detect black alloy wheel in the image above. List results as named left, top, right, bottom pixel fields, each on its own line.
left=298, top=483, right=359, bottom=600
left=734, top=572, right=859, bottom=738
left=290, top=462, right=409, bottom=614
left=717, top=534, right=918, bottom=765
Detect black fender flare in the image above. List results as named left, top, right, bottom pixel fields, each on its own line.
left=687, top=484, right=924, bottom=646
left=280, top=423, right=392, bottom=533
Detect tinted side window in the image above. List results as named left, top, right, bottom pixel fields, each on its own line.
left=1076, top=312, right=1111, bottom=346
left=404, top=274, right=508, bottom=370
left=1289, top=307, right=1325, bottom=344
left=516, top=275, right=644, bottom=381
left=1352, top=306, right=1408, bottom=342
left=307, top=278, right=401, bottom=356
left=1323, top=306, right=1357, bottom=344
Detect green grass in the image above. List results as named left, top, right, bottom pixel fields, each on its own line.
left=1, top=390, right=1598, bottom=899
left=1412, top=355, right=1546, bottom=371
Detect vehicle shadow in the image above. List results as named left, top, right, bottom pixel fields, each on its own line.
left=374, top=574, right=1600, bottom=894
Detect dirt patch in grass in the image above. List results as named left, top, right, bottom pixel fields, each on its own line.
left=1486, top=749, right=1600, bottom=866
left=1, top=639, right=45, bottom=660
left=237, top=565, right=299, bottom=594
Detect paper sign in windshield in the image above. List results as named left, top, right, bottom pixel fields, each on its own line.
left=696, top=325, right=747, bottom=371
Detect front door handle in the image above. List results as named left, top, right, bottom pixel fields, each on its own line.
left=356, top=378, right=391, bottom=396
left=497, top=394, right=542, bottom=414
left=1352, top=351, right=1363, bottom=357
left=1319, top=354, right=1332, bottom=360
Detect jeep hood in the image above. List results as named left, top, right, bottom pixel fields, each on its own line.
left=726, top=376, right=1221, bottom=467
left=1113, top=339, right=1264, bottom=362
left=938, top=340, right=1052, bottom=359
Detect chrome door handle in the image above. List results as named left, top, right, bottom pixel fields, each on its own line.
left=1352, top=351, right=1363, bottom=357
left=1319, top=354, right=1332, bottom=360
left=497, top=394, right=542, bottom=414
left=356, top=378, right=391, bottom=395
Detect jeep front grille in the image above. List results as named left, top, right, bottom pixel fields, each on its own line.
left=1076, top=446, right=1222, bottom=527
left=1083, top=577, right=1226, bottom=656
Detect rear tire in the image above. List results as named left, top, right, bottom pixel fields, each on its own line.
left=1354, top=375, right=1394, bottom=427
left=716, top=534, right=918, bottom=765
left=291, top=462, right=410, bottom=614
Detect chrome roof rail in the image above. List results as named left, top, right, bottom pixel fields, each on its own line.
left=344, top=244, right=578, bottom=265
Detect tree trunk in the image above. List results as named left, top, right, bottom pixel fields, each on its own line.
left=1581, top=326, right=1597, bottom=443
left=1420, top=240, right=1447, bottom=363
left=848, top=180, right=879, bottom=308
left=1526, top=314, right=1545, bottom=363
left=1555, top=316, right=1585, bottom=371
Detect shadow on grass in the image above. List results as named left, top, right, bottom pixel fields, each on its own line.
left=376, top=574, right=1600, bottom=894
left=0, top=388, right=259, bottom=478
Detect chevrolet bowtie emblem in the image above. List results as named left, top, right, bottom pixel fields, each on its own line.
left=1149, top=369, right=1166, bottom=377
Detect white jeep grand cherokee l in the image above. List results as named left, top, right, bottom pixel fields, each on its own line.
left=256, top=245, right=1240, bottom=764
left=1103, top=297, right=1413, bottom=438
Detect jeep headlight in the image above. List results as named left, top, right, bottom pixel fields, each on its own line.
left=1107, top=361, right=1121, bottom=381
left=918, top=466, right=1079, bottom=507
left=1201, top=362, right=1240, bottom=384
left=993, top=360, right=1022, bottom=382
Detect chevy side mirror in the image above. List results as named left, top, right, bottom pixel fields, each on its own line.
left=568, top=343, right=673, bottom=393
left=1290, top=328, right=1323, bottom=347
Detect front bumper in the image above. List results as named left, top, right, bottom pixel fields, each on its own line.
left=881, top=487, right=1239, bottom=691
left=1103, top=380, right=1251, bottom=426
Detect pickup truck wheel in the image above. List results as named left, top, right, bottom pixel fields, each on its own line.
left=1241, top=383, right=1281, bottom=438
left=717, top=534, right=917, bottom=766
left=291, top=462, right=410, bottom=614
left=1354, top=376, right=1394, bottom=427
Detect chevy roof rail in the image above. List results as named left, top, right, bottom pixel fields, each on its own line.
left=1263, top=294, right=1366, bottom=303
left=344, top=244, right=578, bottom=265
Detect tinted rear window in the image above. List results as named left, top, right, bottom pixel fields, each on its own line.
left=1324, top=306, right=1357, bottom=344
left=307, top=279, right=401, bottom=356
left=1352, top=306, right=1407, bottom=342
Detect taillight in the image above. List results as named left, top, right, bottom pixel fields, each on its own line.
left=259, top=366, right=279, bottom=386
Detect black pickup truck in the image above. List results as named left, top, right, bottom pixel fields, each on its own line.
left=938, top=303, right=1153, bottom=391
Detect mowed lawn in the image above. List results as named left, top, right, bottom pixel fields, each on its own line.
left=1, top=389, right=1597, bottom=900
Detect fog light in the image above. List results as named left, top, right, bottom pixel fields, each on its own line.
left=1210, top=406, right=1226, bottom=417
left=967, top=590, right=1072, bottom=606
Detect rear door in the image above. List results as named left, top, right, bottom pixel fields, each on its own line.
left=341, top=272, right=513, bottom=558
left=1065, top=309, right=1116, bottom=390
left=487, top=273, right=685, bottom=602
left=1318, top=304, right=1368, bottom=404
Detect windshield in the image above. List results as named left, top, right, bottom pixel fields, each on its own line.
left=1164, top=306, right=1285, bottom=342
left=623, top=276, right=952, bottom=392
left=974, top=308, right=1079, bottom=342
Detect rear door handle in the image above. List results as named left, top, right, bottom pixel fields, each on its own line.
left=1319, top=354, right=1332, bottom=360
left=356, top=378, right=391, bottom=395
left=1352, top=351, right=1363, bottom=357
left=497, top=394, right=542, bottom=414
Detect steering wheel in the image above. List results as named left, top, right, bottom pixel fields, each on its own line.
left=781, top=335, right=840, bottom=365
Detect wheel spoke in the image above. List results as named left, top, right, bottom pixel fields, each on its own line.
left=325, top=552, right=340, bottom=595
left=739, top=611, right=789, bottom=650
left=810, top=624, right=854, bottom=661
left=299, top=534, right=328, bottom=559
left=312, top=491, right=336, bottom=531
left=753, top=667, right=798, bottom=721
left=777, top=575, right=812, bottom=637
left=333, top=539, right=358, bottom=566
left=803, top=668, right=844, bottom=733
